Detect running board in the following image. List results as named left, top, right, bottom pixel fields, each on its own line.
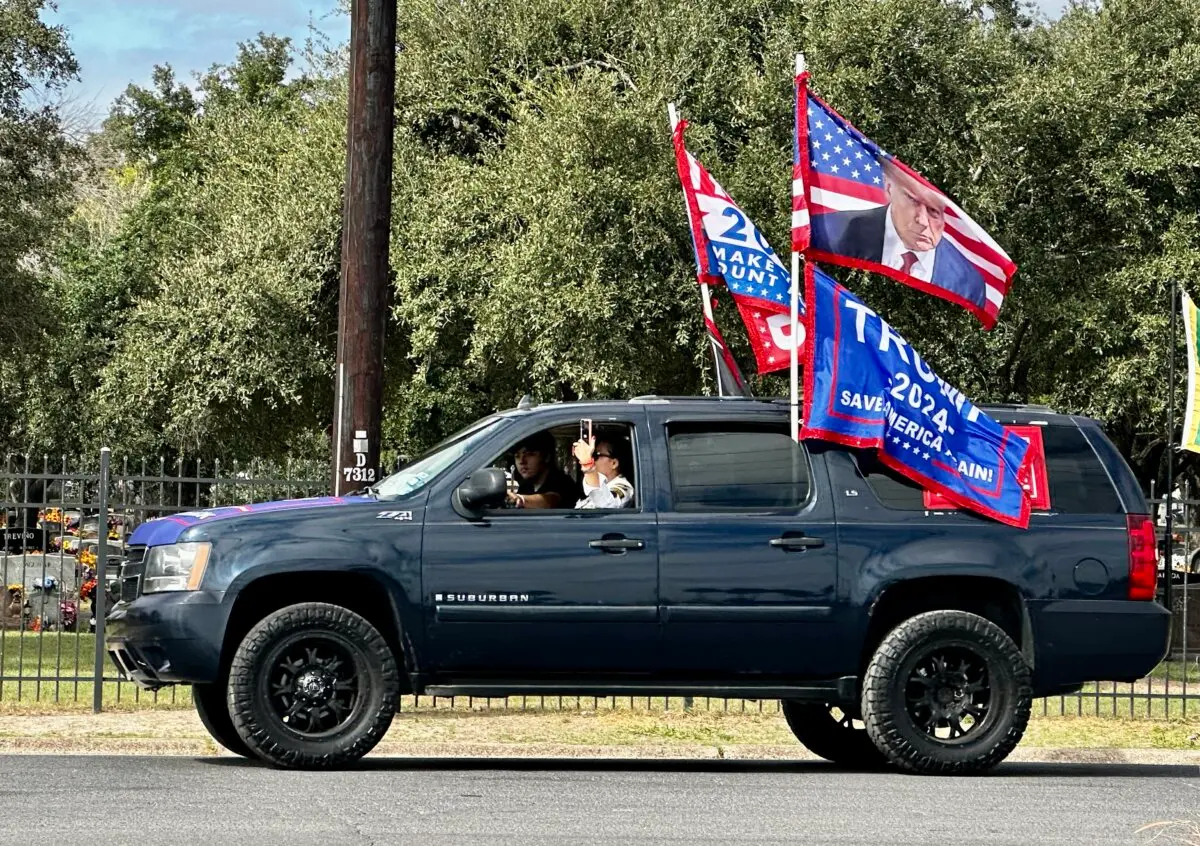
left=422, top=677, right=858, bottom=702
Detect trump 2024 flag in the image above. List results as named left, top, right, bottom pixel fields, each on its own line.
left=793, top=70, right=1017, bottom=329
left=672, top=118, right=802, bottom=374
left=800, top=263, right=1031, bottom=528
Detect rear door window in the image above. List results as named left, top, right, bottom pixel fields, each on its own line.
left=666, top=423, right=810, bottom=511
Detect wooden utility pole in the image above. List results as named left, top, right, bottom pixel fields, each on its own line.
left=332, top=0, right=396, bottom=494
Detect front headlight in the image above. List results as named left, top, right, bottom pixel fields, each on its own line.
left=142, top=542, right=211, bottom=593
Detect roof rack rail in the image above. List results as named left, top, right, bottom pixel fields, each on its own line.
left=981, top=402, right=1058, bottom=413
left=628, top=394, right=762, bottom=403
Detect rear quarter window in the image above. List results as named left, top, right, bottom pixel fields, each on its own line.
left=1040, top=424, right=1123, bottom=514
left=849, top=423, right=1123, bottom=515
left=850, top=450, right=925, bottom=510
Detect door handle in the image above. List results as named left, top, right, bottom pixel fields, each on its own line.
left=769, top=535, right=825, bottom=551
left=589, top=537, right=645, bottom=552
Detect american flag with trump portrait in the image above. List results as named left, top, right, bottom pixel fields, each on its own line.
left=792, top=69, right=1017, bottom=329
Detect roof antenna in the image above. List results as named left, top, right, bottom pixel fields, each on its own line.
left=517, top=393, right=534, bottom=410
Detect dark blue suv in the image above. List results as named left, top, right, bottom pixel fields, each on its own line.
left=105, top=396, right=1169, bottom=774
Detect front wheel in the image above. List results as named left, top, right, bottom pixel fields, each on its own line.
left=861, top=610, right=1031, bottom=776
left=227, top=602, right=400, bottom=769
left=781, top=701, right=887, bottom=768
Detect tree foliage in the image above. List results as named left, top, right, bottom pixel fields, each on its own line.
left=5, top=0, right=1200, bottom=492
left=0, top=0, right=78, bottom=376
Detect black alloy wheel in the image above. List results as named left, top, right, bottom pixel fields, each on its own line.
left=262, top=635, right=362, bottom=738
left=903, top=645, right=993, bottom=744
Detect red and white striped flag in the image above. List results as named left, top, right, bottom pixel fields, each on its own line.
left=794, top=69, right=1016, bottom=329
left=792, top=68, right=811, bottom=253
left=671, top=117, right=803, bottom=375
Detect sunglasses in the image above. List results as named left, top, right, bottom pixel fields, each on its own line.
left=594, top=452, right=614, bottom=459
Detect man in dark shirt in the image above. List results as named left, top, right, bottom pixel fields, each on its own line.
left=506, top=430, right=580, bottom=509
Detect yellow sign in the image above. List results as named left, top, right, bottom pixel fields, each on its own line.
left=1181, top=289, right=1200, bottom=453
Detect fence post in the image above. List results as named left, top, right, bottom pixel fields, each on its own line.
left=1185, top=480, right=1192, bottom=716
left=92, top=448, right=111, bottom=714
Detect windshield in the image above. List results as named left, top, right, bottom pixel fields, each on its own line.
left=374, top=414, right=508, bottom=498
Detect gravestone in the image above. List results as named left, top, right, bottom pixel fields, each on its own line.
left=1168, top=582, right=1200, bottom=656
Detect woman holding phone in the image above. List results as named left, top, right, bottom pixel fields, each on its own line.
left=572, top=426, right=634, bottom=509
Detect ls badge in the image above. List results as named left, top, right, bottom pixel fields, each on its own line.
left=376, top=510, right=413, bottom=521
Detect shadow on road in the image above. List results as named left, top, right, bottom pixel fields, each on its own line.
left=194, top=756, right=1200, bottom=778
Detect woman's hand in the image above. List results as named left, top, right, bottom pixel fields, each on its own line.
left=572, top=437, right=595, bottom=464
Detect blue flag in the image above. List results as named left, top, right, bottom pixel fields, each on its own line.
left=800, top=264, right=1031, bottom=528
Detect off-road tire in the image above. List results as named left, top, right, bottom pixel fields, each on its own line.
left=781, top=701, right=888, bottom=768
left=861, top=609, right=1032, bottom=776
left=193, top=679, right=253, bottom=758
left=227, top=602, right=399, bottom=769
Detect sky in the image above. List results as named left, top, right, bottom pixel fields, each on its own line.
left=44, top=0, right=1069, bottom=127
left=45, top=0, right=348, bottom=124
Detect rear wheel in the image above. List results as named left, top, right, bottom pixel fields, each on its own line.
left=227, top=602, right=399, bottom=769
left=193, top=680, right=253, bottom=758
left=781, top=701, right=887, bottom=768
left=861, top=609, right=1031, bottom=775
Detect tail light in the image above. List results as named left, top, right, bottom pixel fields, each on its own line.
left=1126, top=514, right=1159, bottom=601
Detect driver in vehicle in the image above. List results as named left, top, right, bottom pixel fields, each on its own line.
left=505, top=430, right=580, bottom=509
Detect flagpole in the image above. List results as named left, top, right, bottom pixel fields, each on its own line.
left=790, top=53, right=806, bottom=442
left=669, top=101, right=725, bottom=397
left=1166, top=280, right=1179, bottom=610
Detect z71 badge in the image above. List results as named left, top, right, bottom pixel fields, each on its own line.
left=376, top=510, right=413, bottom=521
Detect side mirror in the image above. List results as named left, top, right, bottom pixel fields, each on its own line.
left=454, top=468, right=508, bottom=516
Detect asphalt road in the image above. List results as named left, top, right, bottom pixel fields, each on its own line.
left=0, top=755, right=1195, bottom=844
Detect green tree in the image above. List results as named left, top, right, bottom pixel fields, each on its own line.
left=379, top=0, right=1032, bottom=453
left=15, top=31, right=339, bottom=461
left=0, top=0, right=81, bottom=451
left=14, top=0, right=1200, bottom=498
left=78, top=39, right=343, bottom=460
left=197, top=33, right=296, bottom=110
left=103, top=64, right=197, bottom=169
left=0, top=0, right=78, bottom=352
left=968, top=0, right=1200, bottom=486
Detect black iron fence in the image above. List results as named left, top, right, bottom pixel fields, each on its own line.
left=1, top=449, right=328, bottom=710
left=2, top=450, right=1199, bottom=719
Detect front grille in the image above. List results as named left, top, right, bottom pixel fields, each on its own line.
left=119, top=570, right=141, bottom=602
left=119, top=545, right=146, bottom=601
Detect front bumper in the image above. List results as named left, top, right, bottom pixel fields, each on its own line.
left=1029, top=599, right=1171, bottom=692
left=104, top=591, right=230, bottom=689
